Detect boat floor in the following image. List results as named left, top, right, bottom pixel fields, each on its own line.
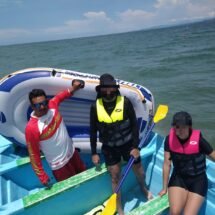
left=1, top=134, right=214, bottom=215
left=124, top=186, right=169, bottom=215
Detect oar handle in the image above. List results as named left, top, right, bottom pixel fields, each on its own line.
left=138, top=123, right=155, bottom=149
left=115, top=157, right=135, bottom=193
left=115, top=122, right=155, bottom=194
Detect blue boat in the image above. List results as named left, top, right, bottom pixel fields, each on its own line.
left=0, top=68, right=214, bottom=214
left=1, top=133, right=215, bottom=215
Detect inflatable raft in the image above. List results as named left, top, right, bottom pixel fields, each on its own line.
left=0, top=67, right=154, bottom=152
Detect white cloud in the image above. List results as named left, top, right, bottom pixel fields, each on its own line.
left=118, top=9, right=155, bottom=22
left=83, top=11, right=110, bottom=21
left=153, top=0, right=215, bottom=25
left=0, top=28, right=30, bottom=38
left=45, top=11, right=114, bottom=37
left=42, top=9, right=156, bottom=39
left=186, top=1, right=215, bottom=18
left=114, top=9, right=156, bottom=31
left=0, top=28, right=33, bottom=45
left=155, top=0, right=189, bottom=9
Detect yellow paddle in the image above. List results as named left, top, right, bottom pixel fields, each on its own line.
left=101, top=104, right=169, bottom=215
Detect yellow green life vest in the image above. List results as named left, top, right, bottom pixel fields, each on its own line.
left=96, top=96, right=132, bottom=147
left=96, top=96, right=124, bottom=123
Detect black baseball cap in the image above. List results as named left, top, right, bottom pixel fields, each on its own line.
left=172, top=111, right=192, bottom=126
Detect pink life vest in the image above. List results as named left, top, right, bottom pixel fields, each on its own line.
left=169, top=128, right=200, bottom=154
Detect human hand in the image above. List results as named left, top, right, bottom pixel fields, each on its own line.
left=43, top=179, right=52, bottom=190
left=92, top=154, right=100, bottom=166
left=130, top=148, right=140, bottom=159
left=158, top=188, right=167, bottom=197
left=72, top=79, right=85, bottom=91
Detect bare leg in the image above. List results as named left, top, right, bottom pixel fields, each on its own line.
left=132, top=163, right=153, bottom=200
left=168, top=186, right=188, bottom=215
left=183, top=192, right=205, bottom=215
left=108, top=163, right=124, bottom=215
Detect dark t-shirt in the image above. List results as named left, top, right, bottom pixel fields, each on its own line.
left=164, top=133, right=213, bottom=155
left=90, top=96, right=139, bottom=155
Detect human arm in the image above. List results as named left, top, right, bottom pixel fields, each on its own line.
left=25, top=125, right=50, bottom=186
left=199, top=135, right=215, bottom=161
left=51, top=79, right=85, bottom=105
left=159, top=150, right=171, bottom=196
left=90, top=104, right=100, bottom=165
left=70, top=79, right=85, bottom=93
left=159, top=137, right=171, bottom=196
left=125, top=97, right=140, bottom=158
left=208, top=150, right=215, bottom=161
left=126, top=98, right=139, bottom=148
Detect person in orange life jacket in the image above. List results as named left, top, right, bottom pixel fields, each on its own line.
left=25, top=80, right=86, bottom=188
left=90, top=73, right=153, bottom=215
left=159, top=111, right=215, bottom=215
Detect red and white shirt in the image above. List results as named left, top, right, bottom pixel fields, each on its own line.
left=25, top=90, right=74, bottom=184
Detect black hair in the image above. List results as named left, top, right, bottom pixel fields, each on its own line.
left=29, top=89, right=47, bottom=104
left=172, top=111, right=192, bottom=126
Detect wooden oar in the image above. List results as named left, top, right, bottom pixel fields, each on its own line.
left=101, top=104, right=169, bottom=215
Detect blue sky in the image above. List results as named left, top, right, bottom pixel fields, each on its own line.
left=0, top=0, right=214, bottom=45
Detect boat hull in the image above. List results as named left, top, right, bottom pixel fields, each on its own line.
left=1, top=133, right=214, bottom=215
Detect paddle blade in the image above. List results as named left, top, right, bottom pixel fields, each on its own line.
left=101, top=193, right=117, bottom=215
left=153, top=105, right=168, bottom=123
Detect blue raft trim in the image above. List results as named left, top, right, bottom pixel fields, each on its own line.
left=0, top=70, right=51, bottom=92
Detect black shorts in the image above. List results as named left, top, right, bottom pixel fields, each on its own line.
left=168, top=171, right=208, bottom=197
left=101, top=143, right=141, bottom=166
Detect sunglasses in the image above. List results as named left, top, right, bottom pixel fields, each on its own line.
left=33, top=100, right=48, bottom=109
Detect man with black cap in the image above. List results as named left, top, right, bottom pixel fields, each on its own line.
left=90, top=73, right=152, bottom=215
left=159, top=111, right=215, bottom=215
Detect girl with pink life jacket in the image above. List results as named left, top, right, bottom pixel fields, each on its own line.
left=159, top=111, right=215, bottom=215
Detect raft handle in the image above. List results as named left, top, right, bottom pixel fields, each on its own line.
left=51, top=69, right=57, bottom=77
